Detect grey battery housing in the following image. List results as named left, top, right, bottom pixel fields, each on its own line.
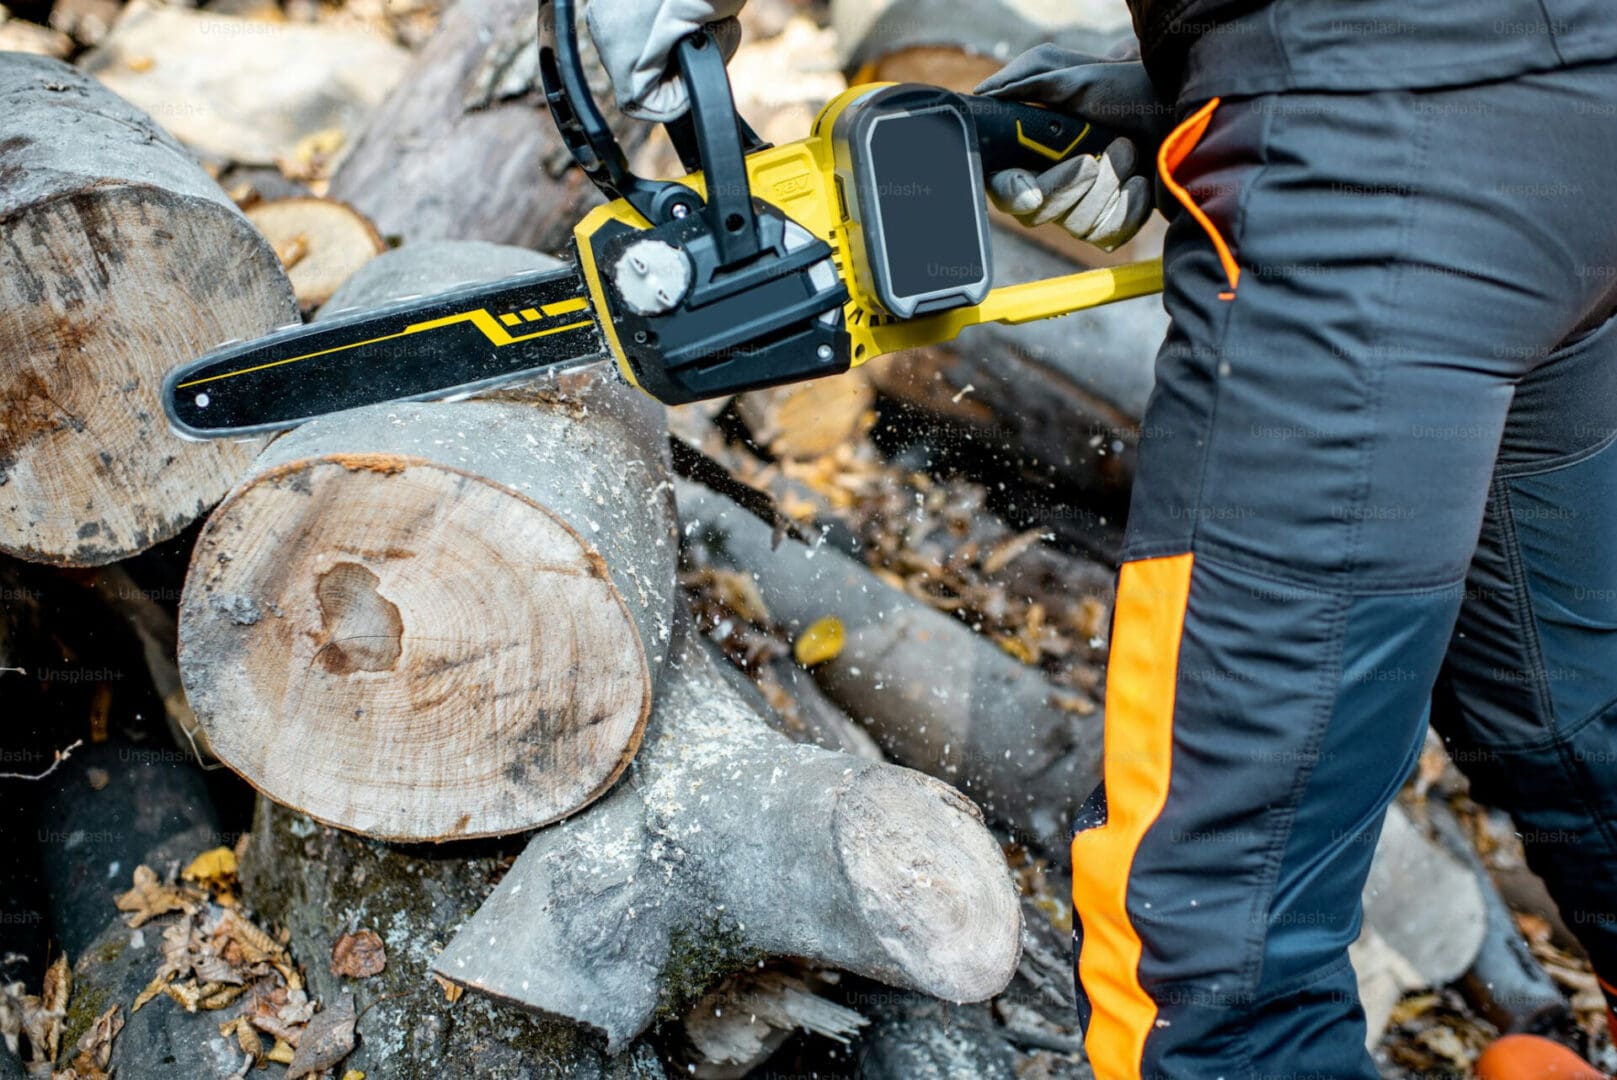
left=831, top=85, right=994, bottom=319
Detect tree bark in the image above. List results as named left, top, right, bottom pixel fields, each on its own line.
left=432, top=617, right=1023, bottom=1051
left=676, top=478, right=1101, bottom=855
left=0, top=54, right=297, bottom=566
left=328, top=0, right=648, bottom=253
left=178, top=243, right=678, bottom=841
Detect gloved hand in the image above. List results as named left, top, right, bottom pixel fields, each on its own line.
left=586, top=0, right=746, bottom=123
left=975, top=45, right=1171, bottom=251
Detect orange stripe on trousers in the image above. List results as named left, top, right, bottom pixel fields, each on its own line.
left=1072, top=553, right=1194, bottom=1079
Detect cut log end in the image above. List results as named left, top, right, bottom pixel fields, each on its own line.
left=244, top=196, right=387, bottom=308
left=0, top=183, right=291, bottom=565
left=0, top=55, right=296, bottom=565
left=836, top=766, right=1022, bottom=1002
left=180, top=453, right=652, bottom=842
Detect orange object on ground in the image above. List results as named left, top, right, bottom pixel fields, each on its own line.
left=1473, top=1034, right=1605, bottom=1080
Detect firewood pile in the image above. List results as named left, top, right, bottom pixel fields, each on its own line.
left=0, top=0, right=1611, bottom=1077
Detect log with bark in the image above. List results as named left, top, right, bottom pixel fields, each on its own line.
left=831, top=0, right=1128, bottom=89
left=432, top=614, right=1024, bottom=1050
left=1428, top=798, right=1569, bottom=1034
left=178, top=242, right=679, bottom=841
left=677, top=484, right=1495, bottom=1029
left=676, top=478, right=1103, bottom=853
left=0, top=54, right=297, bottom=566
left=328, top=0, right=650, bottom=253
left=80, top=0, right=411, bottom=168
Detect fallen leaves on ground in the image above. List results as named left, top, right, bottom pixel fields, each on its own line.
left=114, top=865, right=196, bottom=929
left=287, top=992, right=356, bottom=1078
left=103, top=853, right=356, bottom=1076
left=60, top=1003, right=123, bottom=1078
left=330, top=930, right=386, bottom=979
left=182, top=846, right=240, bottom=905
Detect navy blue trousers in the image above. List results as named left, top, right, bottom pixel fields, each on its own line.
left=1075, top=59, right=1617, bottom=1078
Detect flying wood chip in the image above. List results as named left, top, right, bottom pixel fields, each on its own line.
left=330, top=930, right=387, bottom=979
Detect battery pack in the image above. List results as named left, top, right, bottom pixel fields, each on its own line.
left=831, top=85, right=993, bottom=319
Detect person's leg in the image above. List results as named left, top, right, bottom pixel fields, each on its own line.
left=1432, top=302, right=1617, bottom=1035
left=1076, top=62, right=1617, bottom=1078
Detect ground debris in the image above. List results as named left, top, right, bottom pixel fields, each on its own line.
left=329, top=932, right=386, bottom=980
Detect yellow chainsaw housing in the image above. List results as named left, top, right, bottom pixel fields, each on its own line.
left=575, top=83, right=1166, bottom=394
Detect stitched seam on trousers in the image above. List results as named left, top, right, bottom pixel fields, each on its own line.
left=1496, top=479, right=1560, bottom=731
left=1531, top=0, right=1569, bottom=65
left=1243, top=586, right=1352, bottom=1001
left=1341, top=93, right=1436, bottom=581
left=1472, top=693, right=1617, bottom=755
left=1185, top=97, right=1274, bottom=557
left=1495, top=424, right=1617, bottom=481
left=1185, top=535, right=1471, bottom=595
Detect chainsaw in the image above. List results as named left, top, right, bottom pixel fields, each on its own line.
left=162, top=0, right=1165, bottom=439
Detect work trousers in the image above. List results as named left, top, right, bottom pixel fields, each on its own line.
left=1074, top=59, right=1617, bottom=1078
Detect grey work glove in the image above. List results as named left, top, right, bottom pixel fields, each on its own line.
left=976, top=45, right=1172, bottom=251
left=586, top=0, right=745, bottom=123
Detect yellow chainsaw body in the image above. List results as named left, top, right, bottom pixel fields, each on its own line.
left=575, top=83, right=1166, bottom=394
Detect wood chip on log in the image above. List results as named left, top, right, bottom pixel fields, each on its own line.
left=178, top=242, right=678, bottom=841
left=432, top=615, right=1023, bottom=1051
left=677, top=478, right=1102, bottom=853
left=329, top=0, right=650, bottom=252
left=0, top=54, right=297, bottom=565
left=79, top=0, right=410, bottom=168
left=244, top=197, right=386, bottom=310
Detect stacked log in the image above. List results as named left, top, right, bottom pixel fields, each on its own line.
left=0, top=54, right=296, bottom=565
left=677, top=478, right=1103, bottom=853
left=179, top=243, right=678, bottom=841
left=328, top=0, right=650, bottom=253
left=431, top=615, right=1023, bottom=1048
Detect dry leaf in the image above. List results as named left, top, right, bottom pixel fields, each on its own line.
left=432, top=974, right=463, bottom=1004
left=265, top=1038, right=296, bottom=1065
left=73, top=1004, right=122, bottom=1072
left=131, top=973, right=170, bottom=1013
left=330, top=930, right=386, bottom=979
left=219, top=1015, right=263, bottom=1061
left=342, top=1071, right=365, bottom=1080
left=793, top=616, right=844, bottom=667
left=115, top=866, right=193, bottom=928
left=183, top=847, right=238, bottom=890
left=287, top=993, right=356, bottom=1078
left=36, top=953, right=69, bottom=1063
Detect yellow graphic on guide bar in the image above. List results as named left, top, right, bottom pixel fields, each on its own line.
left=176, top=300, right=594, bottom=390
